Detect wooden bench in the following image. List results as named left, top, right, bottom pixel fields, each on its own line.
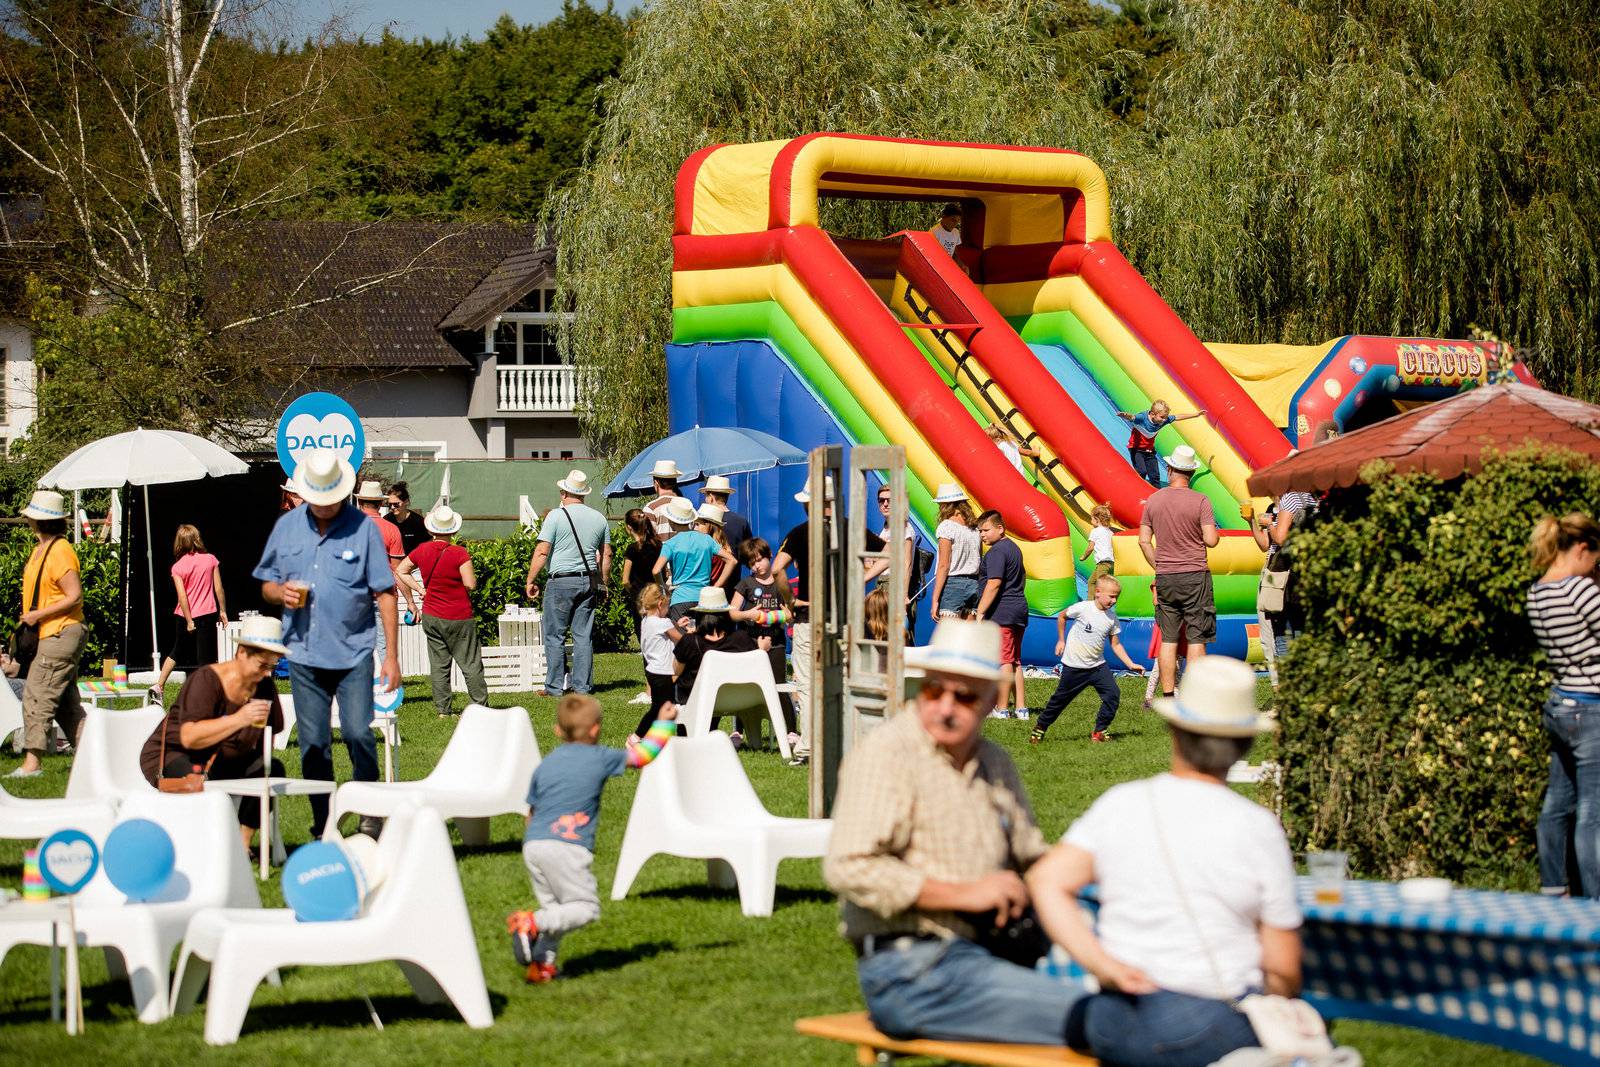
left=796, top=1012, right=1095, bottom=1066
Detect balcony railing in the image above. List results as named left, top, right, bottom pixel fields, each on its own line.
left=498, top=365, right=578, bottom=413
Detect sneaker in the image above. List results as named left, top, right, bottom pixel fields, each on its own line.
left=357, top=815, right=385, bottom=839
left=628, top=690, right=651, bottom=705
left=788, top=753, right=809, bottom=767
left=986, top=709, right=1008, bottom=720
left=5, top=765, right=42, bottom=779
left=1028, top=729, right=1045, bottom=746
left=1012, top=707, right=1030, bottom=720
left=1090, top=731, right=1110, bottom=743
left=525, top=961, right=560, bottom=984
left=507, top=911, right=540, bottom=967
left=729, top=731, right=745, bottom=750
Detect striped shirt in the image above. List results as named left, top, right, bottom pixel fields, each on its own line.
left=1527, top=576, right=1600, bottom=694
left=1265, top=491, right=1318, bottom=563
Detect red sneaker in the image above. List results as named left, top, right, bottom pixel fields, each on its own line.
left=506, top=911, right=540, bottom=967
left=1090, top=731, right=1110, bottom=743
left=525, top=961, right=560, bottom=984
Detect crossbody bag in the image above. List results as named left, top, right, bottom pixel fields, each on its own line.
left=1146, top=781, right=1333, bottom=1058
left=563, top=507, right=602, bottom=597
left=10, top=538, right=59, bottom=678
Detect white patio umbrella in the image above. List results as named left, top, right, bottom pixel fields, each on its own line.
left=39, top=428, right=249, bottom=674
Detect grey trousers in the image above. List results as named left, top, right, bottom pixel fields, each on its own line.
left=523, top=838, right=600, bottom=963
left=22, top=623, right=85, bottom=752
left=422, top=614, right=488, bottom=716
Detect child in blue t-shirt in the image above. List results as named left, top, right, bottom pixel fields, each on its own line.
left=507, top=694, right=676, bottom=983
left=1115, top=400, right=1205, bottom=486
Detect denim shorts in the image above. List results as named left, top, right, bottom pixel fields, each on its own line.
left=938, top=574, right=981, bottom=615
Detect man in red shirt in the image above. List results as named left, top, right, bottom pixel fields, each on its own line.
left=1137, top=446, right=1218, bottom=699
left=357, top=480, right=413, bottom=667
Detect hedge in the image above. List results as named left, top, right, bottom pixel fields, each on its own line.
left=463, top=520, right=635, bottom=655
left=1268, top=448, right=1600, bottom=889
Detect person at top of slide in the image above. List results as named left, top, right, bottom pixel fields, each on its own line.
left=1116, top=401, right=1205, bottom=487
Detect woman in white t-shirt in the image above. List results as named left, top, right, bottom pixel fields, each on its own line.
left=929, top=484, right=983, bottom=622
left=1027, top=657, right=1303, bottom=1066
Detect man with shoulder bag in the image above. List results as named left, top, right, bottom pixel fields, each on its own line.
left=525, top=470, right=611, bottom=697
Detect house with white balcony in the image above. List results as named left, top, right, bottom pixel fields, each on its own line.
left=217, top=221, right=589, bottom=460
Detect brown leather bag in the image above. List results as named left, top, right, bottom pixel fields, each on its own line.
left=155, top=704, right=216, bottom=793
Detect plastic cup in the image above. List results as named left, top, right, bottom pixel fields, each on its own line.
left=1239, top=502, right=1255, bottom=522
left=1307, top=850, right=1349, bottom=904
left=285, top=579, right=312, bottom=607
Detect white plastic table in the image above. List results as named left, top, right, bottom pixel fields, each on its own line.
left=204, top=777, right=336, bottom=880
left=0, top=897, right=81, bottom=1033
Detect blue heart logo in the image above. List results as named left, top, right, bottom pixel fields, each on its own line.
left=275, top=391, right=365, bottom=477
left=38, top=829, right=100, bottom=895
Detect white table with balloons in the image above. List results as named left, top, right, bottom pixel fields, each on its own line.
left=203, top=723, right=338, bottom=881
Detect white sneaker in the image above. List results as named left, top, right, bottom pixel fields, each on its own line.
left=1013, top=707, right=1030, bottom=720
left=627, top=691, right=651, bottom=705
left=986, top=710, right=1008, bottom=720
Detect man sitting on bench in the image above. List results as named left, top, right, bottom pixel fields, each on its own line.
left=823, top=618, right=1086, bottom=1045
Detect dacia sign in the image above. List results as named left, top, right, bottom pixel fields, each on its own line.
left=275, top=392, right=365, bottom=478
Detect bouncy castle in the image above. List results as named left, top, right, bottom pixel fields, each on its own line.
left=664, top=134, right=1531, bottom=664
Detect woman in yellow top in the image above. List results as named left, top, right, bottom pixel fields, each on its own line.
left=9, top=490, right=86, bottom=778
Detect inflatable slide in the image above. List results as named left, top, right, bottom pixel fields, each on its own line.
left=664, top=134, right=1531, bottom=664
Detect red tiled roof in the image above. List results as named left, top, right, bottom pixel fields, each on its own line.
left=1246, top=383, right=1600, bottom=496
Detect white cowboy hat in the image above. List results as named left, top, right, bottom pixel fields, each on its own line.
left=557, top=469, right=593, bottom=496
left=279, top=477, right=301, bottom=496
left=905, top=617, right=1003, bottom=682
left=932, top=482, right=968, bottom=504
left=424, top=504, right=463, bottom=535
left=702, top=475, right=734, bottom=496
left=354, top=480, right=386, bottom=501
left=695, top=502, right=726, bottom=527
left=293, top=449, right=357, bottom=507
left=21, top=489, right=68, bottom=521
left=662, top=498, right=698, bottom=527
left=235, top=615, right=288, bottom=656
left=794, top=475, right=835, bottom=504
left=692, top=586, right=732, bottom=613
left=1151, top=656, right=1274, bottom=737
left=651, top=459, right=682, bottom=481
left=1164, top=445, right=1201, bottom=473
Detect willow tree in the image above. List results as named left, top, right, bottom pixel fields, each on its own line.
left=1122, top=0, right=1600, bottom=395
left=545, top=0, right=1123, bottom=463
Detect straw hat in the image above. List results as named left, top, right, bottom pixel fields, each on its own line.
left=557, top=469, right=593, bottom=496
left=1151, top=657, right=1274, bottom=737
left=695, top=502, right=726, bottom=527
left=1164, top=445, right=1201, bottom=473
left=932, top=482, right=968, bottom=504
left=662, top=498, right=698, bottom=527
left=905, top=618, right=1003, bottom=682
left=21, top=490, right=68, bottom=521
left=354, top=480, right=385, bottom=502
left=692, top=586, right=731, bottom=614
left=236, top=615, right=288, bottom=656
left=423, top=505, right=463, bottom=535
left=292, top=449, right=356, bottom=506
left=651, top=459, right=682, bottom=481
left=702, top=475, right=734, bottom=496
left=279, top=477, right=301, bottom=496
left=794, top=475, right=835, bottom=504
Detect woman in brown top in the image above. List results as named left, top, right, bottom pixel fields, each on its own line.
left=140, top=616, right=286, bottom=851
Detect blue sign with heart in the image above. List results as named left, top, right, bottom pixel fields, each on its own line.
left=38, top=829, right=99, bottom=895
left=276, top=392, right=365, bottom=478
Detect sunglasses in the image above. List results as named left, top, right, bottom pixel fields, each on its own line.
left=919, top=677, right=984, bottom=707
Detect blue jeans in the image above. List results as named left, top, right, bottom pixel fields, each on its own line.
left=1036, top=663, right=1121, bottom=735
left=287, top=660, right=378, bottom=836
left=543, top=576, right=595, bottom=695
left=1071, top=990, right=1258, bottom=1067
left=1130, top=449, right=1162, bottom=486
left=1537, top=689, right=1600, bottom=897
left=856, top=937, right=1085, bottom=1046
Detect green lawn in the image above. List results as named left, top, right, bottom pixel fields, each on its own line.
left=0, top=656, right=1545, bottom=1065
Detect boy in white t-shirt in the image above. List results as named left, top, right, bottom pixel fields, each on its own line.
left=1031, top=575, right=1144, bottom=745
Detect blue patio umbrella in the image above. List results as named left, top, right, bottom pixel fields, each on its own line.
left=603, top=426, right=807, bottom=496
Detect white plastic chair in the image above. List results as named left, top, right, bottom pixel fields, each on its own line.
left=0, top=790, right=260, bottom=1022
left=610, top=732, right=831, bottom=917
left=171, top=803, right=492, bottom=1045
left=0, top=679, right=21, bottom=751
left=273, top=693, right=297, bottom=751
left=0, top=680, right=118, bottom=840
left=64, top=705, right=164, bottom=801
left=680, top=650, right=792, bottom=758
left=328, top=704, right=539, bottom=846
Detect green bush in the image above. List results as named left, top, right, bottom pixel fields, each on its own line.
left=463, top=521, right=634, bottom=656
left=0, top=528, right=124, bottom=671
left=1269, top=449, right=1600, bottom=888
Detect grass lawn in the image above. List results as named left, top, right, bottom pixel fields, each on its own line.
left=0, top=655, right=1546, bottom=1065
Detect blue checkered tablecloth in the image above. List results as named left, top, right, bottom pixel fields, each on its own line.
left=1047, top=878, right=1600, bottom=1065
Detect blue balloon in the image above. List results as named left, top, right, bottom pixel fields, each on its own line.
left=103, top=819, right=174, bottom=901
left=283, top=841, right=364, bottom=922
left=1348, top=356, right=1368, bottom=375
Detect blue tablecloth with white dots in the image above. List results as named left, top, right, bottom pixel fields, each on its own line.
left=1046, top=878, right=1600, bottom=1065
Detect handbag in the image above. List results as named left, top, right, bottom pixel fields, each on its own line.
left=563, top=507, right=603, bottom=597
left=1257, top=568, right=1290, bottom=615
left=967, top=905, right=1052, bottom=968
left=1147, top=782, right=1333, bottom=1058
left=9, top=538, right=59, bottom=678
left=155, top=700, right=218, bottom=794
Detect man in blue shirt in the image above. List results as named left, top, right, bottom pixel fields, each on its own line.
left=255, top=449, right=398, bottom=837
left=524, top=470, right=612, bottom=696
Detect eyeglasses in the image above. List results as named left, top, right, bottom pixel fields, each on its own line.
left=919, top=677, right=984, bottom=707
left=877, top=496, right=892, bottom=506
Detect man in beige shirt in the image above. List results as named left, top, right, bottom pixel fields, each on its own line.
left=824, top=618, right=1086, bottom=1045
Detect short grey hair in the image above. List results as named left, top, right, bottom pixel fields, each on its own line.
left=1170, top=725, right=1254, bottom=778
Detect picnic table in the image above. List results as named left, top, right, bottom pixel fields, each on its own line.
left=1046, top=877, right=1600, bottom=1065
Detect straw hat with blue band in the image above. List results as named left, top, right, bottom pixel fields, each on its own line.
left=293, top=448, right=357, bottom=507
left=905, top=618, right=1004, bottom=683
left=21, top=490, right=68, bottom=521
left=1150, top=656, right=1274, bottom=737
left=236, top=615, right=289, bottom=656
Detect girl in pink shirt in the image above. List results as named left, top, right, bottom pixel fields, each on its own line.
left=155, top=525, right=227, bottom=700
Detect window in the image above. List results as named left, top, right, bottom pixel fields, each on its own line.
left=495, top=287, right=571, bottom=367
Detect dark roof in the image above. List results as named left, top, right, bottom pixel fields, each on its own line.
left=208, top=221, right=542, bottom=368
left=1247, top=383, right=1600, bottom=496
left=438, top=246, right=554, bottom=332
